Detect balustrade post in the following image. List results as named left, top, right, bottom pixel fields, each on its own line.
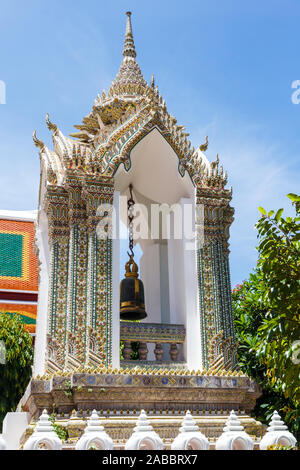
left=154, top=343, right=163, bottom=361
left=138, top=342, right=148, bottom=360
left=169, top=343, right=179, bottom=361
left=123, top=341, right=132, bottom=360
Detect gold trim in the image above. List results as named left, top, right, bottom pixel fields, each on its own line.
left=120, top=301, right=145, bottom=308
left=124, top=254, right=139, bottom=278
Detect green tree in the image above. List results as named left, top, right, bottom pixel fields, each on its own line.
left=256, top=193, right=300, bottom=402
left=0, top=313, right=33, bottom=429
left=233, top=275, right=299, bottom=438
left=232, top=193, right=300, bottom=439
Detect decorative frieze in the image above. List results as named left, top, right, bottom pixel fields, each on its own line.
left=21, top=371, right=261, bottom=422
left=120, top=321, right=186, bottom=343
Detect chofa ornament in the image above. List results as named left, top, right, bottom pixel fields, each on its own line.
left=215, top=410, right=254, bottom=450
left=259, top=411, right=297, bottom=450
left=75, top=409, right=113, bottom=450
left=23, top=409, right=62, bottom=450
left=125, top=410, right=163, bottom=450
left=171, top=411, right=209, bottom=450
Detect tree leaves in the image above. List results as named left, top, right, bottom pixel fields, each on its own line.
left=275, top=208, right=284, bottom=222
left=287, top=193, right=300, bottom=203
left=232, top=193, right=300, bottom=439
left=254, top=195, right=300, bottom=403
left=0, top=314, right=33, bottom=430
left=258, top=207, right=267, bottom=216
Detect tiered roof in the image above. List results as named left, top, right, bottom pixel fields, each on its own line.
left=33, top=12, right=229, bottom=192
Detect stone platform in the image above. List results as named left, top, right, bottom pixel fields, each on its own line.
left=21, top=368, right=261, bottom=418
left=19, top=367, right=264, bottom=447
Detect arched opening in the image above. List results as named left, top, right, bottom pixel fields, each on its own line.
left=113, top=127, right=202, bottom=369
left=35, top=439, right=55, bottom=450
left=87, top=438, right=105, bottom=450
left=232, top=437, right=247, bottom=450
left=277, top=436, right=293, bottom=447
left=186, top=437, right=206, bottom=450
left=138, top=436, right=157, bottom=450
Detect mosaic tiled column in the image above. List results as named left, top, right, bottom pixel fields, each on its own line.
left=83, top=176, right=114, bottom=367
left=43, top=175, right=115, bottom=372
left=45, top=187, right=70, bottom=371
left=196, top=187, right=237, bottom=371
left=64, top=175, right=88, bottom=368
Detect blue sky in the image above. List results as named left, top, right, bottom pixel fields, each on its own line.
left=0, top=0, right=299, bottom=286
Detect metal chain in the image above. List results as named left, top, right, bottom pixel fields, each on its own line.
left=128, top=184, right=135, bottom=258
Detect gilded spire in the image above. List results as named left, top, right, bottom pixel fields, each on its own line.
left=108, top=12, right=148, bottom=97
left=123, top=12, right=136, bottom=59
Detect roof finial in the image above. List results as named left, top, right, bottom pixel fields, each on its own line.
left=126, top=12, right=133, bottom=34
left=123, top=11, right=136, bottom=59
left=108, top=11, right=147, bottom=97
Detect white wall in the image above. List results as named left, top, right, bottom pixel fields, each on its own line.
left=168, top=198, right=202, bottom=369
left=2, top=412, right=30, bottom=450
left=140, top=243, right=161, bottom=323
left=159, top=243, right=170, bottom=324
left=182, top=197, right=202, bottom=370
left=33, top=208, right=50, bottom=376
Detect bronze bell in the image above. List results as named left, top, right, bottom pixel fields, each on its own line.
left=120, top=255, right=147, bottom=321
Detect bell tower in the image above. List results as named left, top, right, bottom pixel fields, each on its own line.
left=33, top=11, right=237, bottom=376
left=0, top=12, right=268, bottom=450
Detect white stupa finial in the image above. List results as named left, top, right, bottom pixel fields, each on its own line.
left=179, top=410, right=199, bottom=433
left=85, top=409, right=105, bottom=433
left=223, top=410, right=244, bottom=432
left=75, top=410, right=113, bottom=450
left=267, top=411, right=288, bottom=431
left=216, top=410, right=254, bottom=450
left=125, top=410, right=163, bottom=450
left=172, top=411, right=209, bottom=450
left=23, top=409, right=62, bottom=450
left=34, top=409, right=55, bottom=433
left=260, top=411, right=297, bottom=450
left=134, top=409, right=154, bottom=432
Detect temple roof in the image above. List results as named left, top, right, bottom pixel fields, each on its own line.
left=33, top=12, right=230, bottom=193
